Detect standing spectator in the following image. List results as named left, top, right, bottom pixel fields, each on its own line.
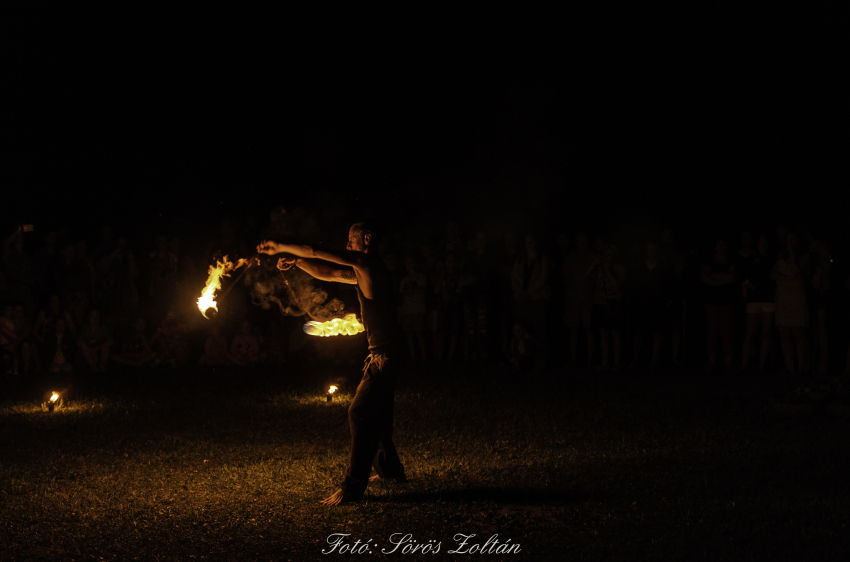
left=44, top=318, right=75, bottom=374
left=52, top=243, right=77, bottom=303
left=661, top=229, right=685, bottom=367
left=588, top=244, right=626, bottom=371
left=433, top=252, right=464, bottom=363
left=398, top=256, right=428, bottom=362
left=740, top=234, right=776, bottom=374
left=511, top=234, right=550, bottom=368
left=3, top=228, right=37, bottom=319
left=462, top=231, right=494, bottom=362
left=12, top=304, right=39, bottom=374
left=629, top=241, right=671, bottom=371
left=147, top=234, right=178, bottom=320
left=74, top=240, right=97, bottom=304
left=563, top=233, right=596, bottom=367
left=772, top=233, right=809, bottom=376
left=96, top=238, right=139, bottom=330
left=31, top=231, right=58, bottom=299
left=701, top=238, right=737, bottom=371
left=497, top=232, right=519, bottom=358
left=77, top=309, right=112, bottom=373
left=1, top=304, right=25, bottom=376
left=810, top=241, right=833, bottom=376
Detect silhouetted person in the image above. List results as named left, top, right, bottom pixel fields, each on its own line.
left=258, top=221, right=406, bottom=506
left=509, top=322, right=538, bottom=373
left=629, top=241, right=671, bottom=371
left=34, top=294, right=77, bottom=346
left=810, top=241, right=833, bottom=376
left=44, top=317, right=74, bottom=374
left=398, top=256, right=428, bottom=362
left=740, top=234, right=776, bottom=374
left=773, top=233, right=809, bottom=376
left=77, top=309, right=112, bottom=373
left=588, top=243, right=626, bottom=371
left=701, top=238, right=736, bottom=371
left=563, top=233, right=596, bottom=366
left=511, top=234, right=550, bottom=368
left=112, top=317, right=161, bottom=367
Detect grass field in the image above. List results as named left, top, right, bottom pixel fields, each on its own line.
left=1, top=358, right=848, bottom=561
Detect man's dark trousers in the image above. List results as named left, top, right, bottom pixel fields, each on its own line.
left=339, top=352, right=406, bottom=499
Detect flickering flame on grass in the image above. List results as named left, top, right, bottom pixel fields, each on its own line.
left=197, top=256, right=253, bottom=318
left=50, top=393, right=59, bottom=403
left=328, top=385, right=338, bottom=394
left=303, top=313, right=365, bottom=337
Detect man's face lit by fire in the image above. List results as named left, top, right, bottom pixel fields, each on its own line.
left=347, top=227, right=369, bottom=253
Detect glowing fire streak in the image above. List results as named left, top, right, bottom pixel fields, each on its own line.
left=328, top=385, right=338, bottom=394
left=50, top=393, right=59, bottom=403
left=303, top=313, right=364, bottom=337
left=197, top=256, right=253, bottom=318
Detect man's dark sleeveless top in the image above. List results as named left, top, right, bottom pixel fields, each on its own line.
left=355, top=253, right=399, bottom=354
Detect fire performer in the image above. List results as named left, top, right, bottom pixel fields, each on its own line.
left=257, top=222, right=407, bottom=505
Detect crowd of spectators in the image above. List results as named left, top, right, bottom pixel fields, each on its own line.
left=1, top=212, right=849, bottom=384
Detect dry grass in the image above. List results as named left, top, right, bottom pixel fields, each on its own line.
left=1, top=361, right=848, bottom=561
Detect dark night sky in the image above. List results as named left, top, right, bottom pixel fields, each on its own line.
left=6, top=9, right=848, bottom=252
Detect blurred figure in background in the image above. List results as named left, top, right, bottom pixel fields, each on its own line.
left=199, top=323, right=229, bottom=367
left=433, top=252, right=464, bottom=363
left=227, top=320, right=262, bottom=366
left=563, top=233, right=596, bottom=367
left=740, top=234, right=776, bottom=374
left=77, top=309, right=112, bottom=373
left=12, top=304, right=39, bottom=374
left=44, top=317, right=74, bottom=374
left=497, top=232, right=519, bottom=359
left=34, top=294, right=77, bottom=347
left=661, top=229, right=685, bottom=367
left=96, top=237, right=139, bottom=330
left=112, top=317, right=161, bottom=368
left=810, top=241, right=833, bottom=376
left=3, top=227, right=37, bottom=319
left=772, top=233, right=809, bottom=376
left=509, top=322, right=538, bottom=373
left=701, top=238, right=736, bottom=371
left=150, top=310, right=189, bottom=368
left=629, top=241, right=671, bottom=371
left=398, top=255, right=428, bottom=362
left=589, top=243, right=626, bottom=371
left=511, top=234, right=550, bottom=368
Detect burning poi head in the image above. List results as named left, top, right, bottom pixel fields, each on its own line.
left=303, top=313, right=365, bottom=337
left=197, top=256, right=254, bottom=319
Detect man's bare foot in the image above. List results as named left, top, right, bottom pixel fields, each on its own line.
left=369, top=474, right=407, bottom=483
left=320, top=489, right=358, bottom=506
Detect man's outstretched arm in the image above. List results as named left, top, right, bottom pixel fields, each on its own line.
left=288, top=258, right=357, bottom=284
left=258, top=241, right=361, bottom=284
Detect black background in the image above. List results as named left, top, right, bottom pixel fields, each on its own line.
left=6, top=8, right=847, bottom=255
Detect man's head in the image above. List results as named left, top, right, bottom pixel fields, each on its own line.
left=347, top=222, right=377, bottom=253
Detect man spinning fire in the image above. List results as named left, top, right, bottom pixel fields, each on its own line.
left=257, top=222, right=407, bottom=506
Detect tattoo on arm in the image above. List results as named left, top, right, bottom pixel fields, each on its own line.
left=340, top=269, right=357, bottom=282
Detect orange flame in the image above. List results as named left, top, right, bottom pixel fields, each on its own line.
left=197, top=256, right=254, bottom=318
left=303, top=313, right=365, bottom=337
left=328, top=385, right=338, bottom=394
left=50, top=392, right=59, bottom=403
